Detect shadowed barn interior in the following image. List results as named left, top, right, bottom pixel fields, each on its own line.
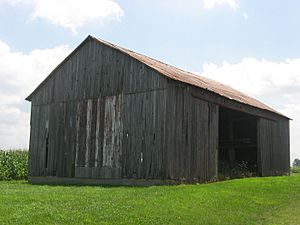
left=26, top=36, right=290, bottom=185
left=219, top=107, right=258, bottom=176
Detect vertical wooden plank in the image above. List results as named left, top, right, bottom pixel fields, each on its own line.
left=174, top=86, right=183, bottom=179
left=257, top=118, right=262, bottom=176
left=164, top=83, right=176, bottom=179
left=196, top=98, right=208, bottom=181
left=258, top=118, right=279, bottom=176
left=65, top=100, right=76, bottom=177
left=157, top=89, right=167, bottom=179
left=51, top=103, right=59, bottom=176
left=79, top=100, right=87, bottom=167
left=95, top=98, right=101, bottom=167
left=70, top=101, right=76, bottom=177
left=35, top=105, right=50, bottom=176
left=28, top=105, right=34, bottom=176
left=103, top=96, right=116, bottom=167
left=88, top=99, right=97, bottom=169
left=75, top=101, right=81, bottom=168
left=102, top=94, right=123, bottom=177
left=208, top=103, right=218, bottom=181
left=85, top=99, right=93, bottom=167
left=58, top=102, right=67, bottom=177
left=29, top=105, right=39, bottom=176
left=281, top=120, right=290, bottom=173
left=47, top=104, right=54, bottom=176
left=36, top=105, right=43, bottom=176
left=183, top=88, right=192, bottom=181
left=116, top=94, right=124, bottom=170
left=122, top=93, right=133, bottom=178
left=43, top=105, right=50, bottom=176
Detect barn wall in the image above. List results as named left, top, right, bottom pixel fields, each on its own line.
left=28, top=37, right=290, bottom=183
left=30, top=39, right=167, bottom=105
left=73, top=95, right=124, bottom=179
left=28, top=38, right=168, bottom=179
left=164, top=81, right=219, bottom=182
left=122, top=89, right=167, bottom=179
left=257, top=118, right=290, bottom=176
left=28, top=104, right=50, bottom=176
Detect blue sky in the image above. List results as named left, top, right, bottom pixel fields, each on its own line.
left=1, top=0, right=300, bottom=64
left=0, top=0, right=299, bottom=161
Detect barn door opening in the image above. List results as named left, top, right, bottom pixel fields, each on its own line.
left=218, top=107, right=258, bottom=179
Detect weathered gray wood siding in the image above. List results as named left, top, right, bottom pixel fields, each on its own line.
left=164, top=82, right=219, bottom=182
left=28, top=104, right=50, bottom=176
left=257, top=118, right=290, bottom=176
left=28, top=38, right=169, bottom=179
left=30, top=39, right=167, bottom=105
left=122, top=89, right=167, bottom=179
left=28, top=37, right=290, bottom=183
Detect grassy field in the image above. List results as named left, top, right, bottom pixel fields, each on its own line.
left=1, top=175, right=300, bottom=225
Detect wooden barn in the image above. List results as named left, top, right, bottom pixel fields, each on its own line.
left=26, top=36, right=290, bottom=185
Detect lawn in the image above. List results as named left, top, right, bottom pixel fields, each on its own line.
left=1, top=175, right=300, bottom=225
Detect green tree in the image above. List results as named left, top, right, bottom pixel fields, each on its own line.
left=293, top=158, right=300, bottom=167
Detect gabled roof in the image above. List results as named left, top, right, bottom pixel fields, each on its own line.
left=26, top=35, right=288, bottom=118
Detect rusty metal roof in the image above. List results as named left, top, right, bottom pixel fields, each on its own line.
left=91, top=36, right=286, bottom=118
left=27, top=35, right=287, bottom=118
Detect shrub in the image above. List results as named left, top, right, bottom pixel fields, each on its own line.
left=0, top=150, right=28, bottom=180
left=291, top=166, right=300, bottom=174
left=218, top=161, right=256, bottom=180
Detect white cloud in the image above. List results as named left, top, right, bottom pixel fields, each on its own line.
left=202, top=0, right=239, bottom=10
left=1, top=0, right=124, bottom=34
left=0, top=39, right=71, bottom=149
left=200, top=57, right=300, bottom=162
left=243, top=13, right=249, bottom=20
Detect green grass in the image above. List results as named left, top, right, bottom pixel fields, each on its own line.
left=1, top=175, right=300, bottom=224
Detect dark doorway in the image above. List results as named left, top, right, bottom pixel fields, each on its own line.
left=218, top=107, right=258, bottom=179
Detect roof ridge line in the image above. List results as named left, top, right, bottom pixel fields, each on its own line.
left=26, top=35, right=289, bottom=119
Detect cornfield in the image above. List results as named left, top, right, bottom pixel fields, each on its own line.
left=0, top=150, right=28, bottom=180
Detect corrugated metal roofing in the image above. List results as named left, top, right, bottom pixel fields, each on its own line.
left=91, top=36, right=286, bottom=118
left=26, top=35, right=287, bottom=118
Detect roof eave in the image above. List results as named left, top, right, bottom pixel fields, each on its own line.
left=25, top=35, right=291, bottom=120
